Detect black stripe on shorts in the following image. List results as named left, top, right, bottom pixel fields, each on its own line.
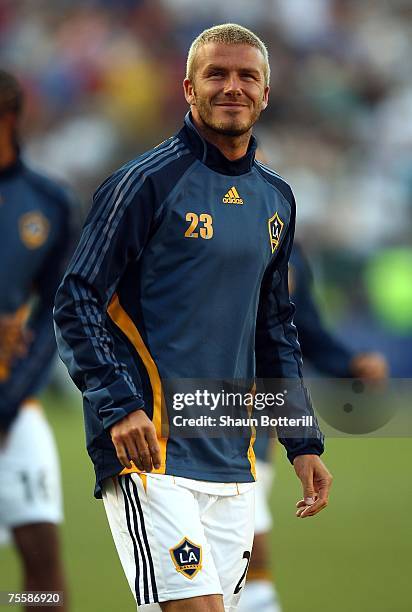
left=119, top=475, right=158, bottom=604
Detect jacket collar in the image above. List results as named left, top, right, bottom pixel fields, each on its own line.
left=178, top=112, right=257, bottom=176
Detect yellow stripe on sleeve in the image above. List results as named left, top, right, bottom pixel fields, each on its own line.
left=107, top=294, right=168, bottom=475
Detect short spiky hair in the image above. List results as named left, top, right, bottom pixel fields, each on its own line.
left=0, top=70, right=24, bottom=117
left=186, top=23, right=270, bottom=87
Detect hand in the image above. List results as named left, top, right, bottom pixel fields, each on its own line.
left=293, top=454, right=332, bottom=518
left=0, top=313, right=33, bottom=377
left=350, top=353, right=388, bottom=381
left=110, top=410, right=161, bottom=472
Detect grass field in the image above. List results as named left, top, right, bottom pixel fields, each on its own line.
left=1, top=391, right=411, bottom=611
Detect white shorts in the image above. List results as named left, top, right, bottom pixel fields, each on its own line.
left=254, top=460, right=274, bottom=535
left=102, top=473, right=255, bottom=611
left=0, top=403, right=63, bottom=529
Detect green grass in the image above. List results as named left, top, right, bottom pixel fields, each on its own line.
left=1, top=392, right=411, bottom=611
left=273, top=438, right=411, bottom=612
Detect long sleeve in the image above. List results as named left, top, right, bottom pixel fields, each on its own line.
left=0, top=193, right=76, bottom=431
left=255, top=200, right=324, bottom=463
left=290, top=244, right=354, bottom=376
left=54, top=167, right=158, bottom=431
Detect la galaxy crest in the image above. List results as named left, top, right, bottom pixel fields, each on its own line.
left=268, top=212, right=284, bottom=253
left=19, top=211, right=50, bottom=249
left=170, top=537, right=202, bottom=579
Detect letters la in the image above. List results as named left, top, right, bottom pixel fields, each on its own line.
left=170, top=537, right=202, bottom=579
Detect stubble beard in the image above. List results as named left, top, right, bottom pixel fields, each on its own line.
left=194, top=94, right=263, bottom=137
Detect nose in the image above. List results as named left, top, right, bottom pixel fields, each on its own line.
left=223, top=73, right=242, bottom=96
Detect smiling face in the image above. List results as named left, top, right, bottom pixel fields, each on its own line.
left=184, top=42, right=270, bottom=137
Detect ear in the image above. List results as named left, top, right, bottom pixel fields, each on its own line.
left=183, top=78, right=196, bottom=106
left=261, top=85, right=270, bottom=111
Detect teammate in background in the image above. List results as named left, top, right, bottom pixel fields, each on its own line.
left=288, top=244, right=388, bottom=380
left=240, top=243, right=388, bottom=612
left=0, top=70, right=76, bottom=611
left=54, top=24, right=331, bottom=612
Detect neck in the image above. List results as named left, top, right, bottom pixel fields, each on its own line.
left=191, top=111, right=251, bottom=161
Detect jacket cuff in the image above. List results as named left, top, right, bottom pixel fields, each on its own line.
left=286, top=441, right=324, bottom=465
left=101, top=398, right=145, bottom=431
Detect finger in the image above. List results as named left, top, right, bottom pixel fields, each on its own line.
left=296, top=507, right=312, bottom=518
left=137, top=445, right=153, bottom=472
left=125, top=438, right=145, bottom=471
left=298, top=493, right=328, bottom=517
left=296, top=498, right=317, bottom=517
left=296, top=505, right=307, bottom=517
left=316, top=485, right=330, bottom=506
left=315, top=474, right=332, bottom=505
left=129, top=427, right=153, bottom=472
left=296, top=496, right=317, bottom=509
left=132, top=455, right=145, bottom=472
left=112, top=438, right=132, bottom=469
left=304, top=494, right=316, bottom=506
left=298, top=467, right=316, bottom=506
left=297, top=504, right=314, bottom=518
left=298, top=499, right=328, bottom=518
left=298, top=472, right=332, bottom=517
left=145, top=427, right=161, bottom=470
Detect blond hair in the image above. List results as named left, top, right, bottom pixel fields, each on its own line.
left=186, top=23, right=270, bottom=87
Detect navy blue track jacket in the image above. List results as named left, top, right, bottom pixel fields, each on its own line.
left=0, top=158, right=76, bottom=430
left=54, top=113, right=324, bottom=497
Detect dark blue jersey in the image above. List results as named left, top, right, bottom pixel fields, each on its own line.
left=254, top=243, right=355, bottom=462
left=0, top=158, right=76, bottom=430
left=54, top=113, right=324, bottom=497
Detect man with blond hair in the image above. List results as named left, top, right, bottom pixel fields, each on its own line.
left=55, top=23, right=331, bottom=612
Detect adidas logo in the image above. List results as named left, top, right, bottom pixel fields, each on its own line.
left=223, top=187, right=244, bottom=205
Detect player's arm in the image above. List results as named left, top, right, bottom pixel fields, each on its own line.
left=53, top=171, right=161, bottom=472
left=0, top=191, right=77, bottom=432
left=292, top=245, right=388, bottom=380
left=291, top=244, right=355, bottom=376
left=255, top=195, right=331, bottom=517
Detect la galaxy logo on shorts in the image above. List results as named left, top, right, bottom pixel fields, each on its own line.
left=170, top=537, right=202, bottom=579
left=268, top=211, right=284, bottom=253
left=19, top=211, right=50, bottom=249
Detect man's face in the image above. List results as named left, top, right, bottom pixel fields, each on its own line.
left=184, top=42, right=269, bottom=137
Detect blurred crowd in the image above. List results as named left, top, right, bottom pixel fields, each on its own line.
left=1, top=0, right=412, bottom=372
